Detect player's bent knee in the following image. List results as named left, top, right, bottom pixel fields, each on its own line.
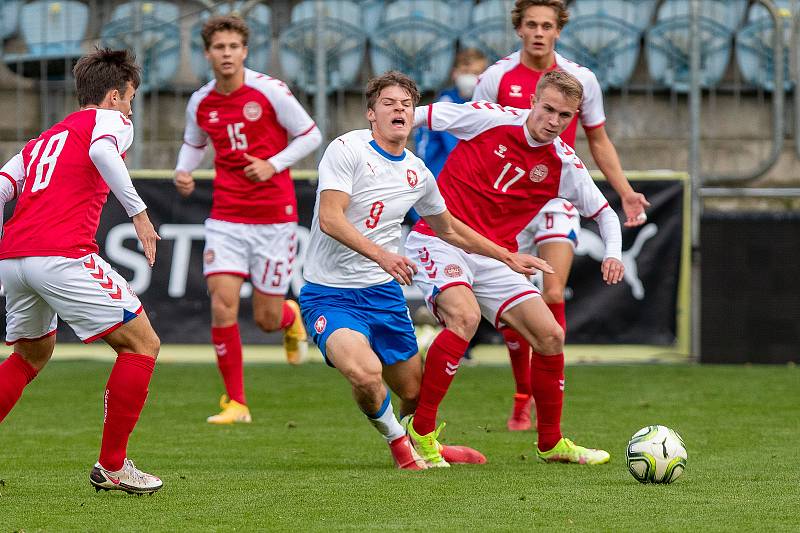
left=445, top=310, right=481, bottom=340
left=254, top=313, right=282, bottom=333
left=541, top=287, right=565, bottom=303
left=536, top=325, right=564, bottom=354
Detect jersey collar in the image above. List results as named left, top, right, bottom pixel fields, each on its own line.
left=369, top=139, right=406, bottom=161
left=523, top=123, right=551, bottom=148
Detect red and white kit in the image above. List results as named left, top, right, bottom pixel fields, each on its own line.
left=0, top=108, right=146, bottom=343
left=473, top=50, right=605, bottom=147
left=474, top=50, right=606, bottom=249
left=407, top=101, right=621, bottom=325
left=176, top=69, right=320, bottom=293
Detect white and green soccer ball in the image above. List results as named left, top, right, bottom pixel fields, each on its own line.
left=626, top=425, right=687, bottom=484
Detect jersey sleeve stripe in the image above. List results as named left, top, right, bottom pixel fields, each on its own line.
left=589, top=202, right=610, bottom=219
left=297, top=123, right=318, bottom=137
left=183, top=139, right=207, bottom=149
left=90, top=134, right=119, bottom=151
left=1, top=172, right=18, bottom=199
left=427, top=104, right=433, bottom=129
left=582, top=121, right=605, bottom=131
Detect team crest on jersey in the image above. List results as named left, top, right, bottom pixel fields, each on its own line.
left=444, top=264, right=462, bottom=278
left=209, top=110, right=219, bottom=124
left=314, top=315, right=327, bottom=334
left=530, top=164, right=549, bottom=183
left=204, top=249, right=215, bottom=265
left=406, top=169, right=418, bottom=188
left=509, top=85, right=523, bottom=98
left=243, top=101, right=262, bottom=121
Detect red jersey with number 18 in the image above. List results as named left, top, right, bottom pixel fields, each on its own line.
left=411, top=102, right=610, bottom=252
left=0, top=108, right=133, bottom=259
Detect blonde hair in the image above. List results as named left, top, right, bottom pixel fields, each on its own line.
left=536, top=70, right=583, bottom=104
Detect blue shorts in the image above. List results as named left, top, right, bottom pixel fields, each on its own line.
left=298, top=281, right=418, bottom=367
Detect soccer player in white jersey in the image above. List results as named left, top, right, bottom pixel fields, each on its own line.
left=174, top=16, right=322, bottom=424
left=0, top=49, right=162, bottom=494
left=473, top=0, right=650, bottom=430
left=300, top=71, right=549, bottom=469
left=406, top=70, right=624, bottom=466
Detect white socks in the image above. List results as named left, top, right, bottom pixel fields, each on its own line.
left=365, top=392, right=405, bottom=442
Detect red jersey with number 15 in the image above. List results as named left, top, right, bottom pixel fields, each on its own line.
left=183, top=69, right=317, bottom=224
left=0, top=108, right=133, bottom=259
left=411, top=102, right=610, bottom=252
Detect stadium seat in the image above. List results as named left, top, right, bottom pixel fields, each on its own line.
left=645, top=0, right=748, bottom=92
left=190, top=2, right=271, bottom=83
left=557, top=1, right=654, bottom=89
left=278, top=0, right=366, bottom=93
left=0, top=0, right=21, bottom=41
left=9, top=0, right=88, bottom=59
left=735, top=0, right=794, bottom=91
left=369, top=0, right=458, bottom=91
left=100, top=1, right=180, bottom=91
left=459, top=0, right=517, bottom=63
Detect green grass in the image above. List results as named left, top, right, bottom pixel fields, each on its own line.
left=0, top=361, right=798, bottom=532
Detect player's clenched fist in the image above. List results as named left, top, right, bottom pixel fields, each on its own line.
left=243, top=153, right=277, bottom=182
left=601, top=258, right=624, bottom=285
left=174, top=170, right=195, bottom=197
left=507, top=253, right=555, bottom=276
left=376, top=249, right=418, bottom=286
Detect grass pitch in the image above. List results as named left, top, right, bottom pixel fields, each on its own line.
left=0, top=359, right=798, bottom=532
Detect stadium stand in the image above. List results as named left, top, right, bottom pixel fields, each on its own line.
left=0, top=0, right=21, bottom=42
left=4, top=0, right=88, bottom=61
left=278, top=0, right=366, bottom=93
left=645, top=0, right=748, bottom=92
left=100, top=1, right=180, bottom=91
left=735, top=0, right=794, bottom=92
left=557, top=0, right=657, bottom=89
left=369, top=0, right=458, bottom=91
left=459, top=0, right=517, bottom=63
left=190, top=2, right=271, bottom=82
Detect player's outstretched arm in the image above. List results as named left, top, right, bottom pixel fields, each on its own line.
left=594, top=207, right=624, bottom=285
left=0, top=152, right=25, bottom=235
left=132, top=211, right=160, bottom=267
left=584, top=125, right=650, bottom=227
left=422, top=210, right=553, bottom=276
left=318, top=190, right=417, bottom=285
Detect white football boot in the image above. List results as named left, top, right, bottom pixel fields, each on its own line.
left=90, top=458, right=163, bottom=495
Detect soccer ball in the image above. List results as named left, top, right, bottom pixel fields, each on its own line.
left=626, top=425, right=687, bottom=484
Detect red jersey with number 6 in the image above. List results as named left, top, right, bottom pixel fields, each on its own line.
left=0, top=108, right=133, bottom=259
left=183, top=69, right=317, bottom=224
left=411, top=101, right=610, bottom=252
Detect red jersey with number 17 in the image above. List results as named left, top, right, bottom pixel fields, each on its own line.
left=411, top=102, right=610, bottom=252
left=183, top=69, right=317, bottom=224
left=0, top=108, right=133, bottom=259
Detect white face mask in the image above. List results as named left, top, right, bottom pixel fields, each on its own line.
left=455, top=73, right=479, bottom=99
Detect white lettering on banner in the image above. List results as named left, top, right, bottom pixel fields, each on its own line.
left=158, top=224, right=206, bottom=297
left=574, top=223, right=658, bottom=300
left=105, top=224, right=152, bottom=294
left=103, top=223, right=313, bottom=299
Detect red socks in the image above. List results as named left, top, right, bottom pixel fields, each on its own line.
left=0, top=353, right=38, bottom=422
left=211, top=324, right=246, bottom=405
left=413, top=329, right=469, bottom=435
left=279, top=301, right=296, bottom=329
left=99, top=353, right=155, bottom=472
left=501, top=327, right=531, bottom=396
left=531, top=352, right=564, bottom=451
left=547, top=301, right=566, bottom=333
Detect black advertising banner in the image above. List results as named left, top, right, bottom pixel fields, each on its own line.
left=1, top=179, right=683, bottom=346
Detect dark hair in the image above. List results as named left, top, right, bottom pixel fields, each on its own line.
left=536, top=70, right=583, bottom=104
left=365, top=71, right=420, bottom=110
left=73, top=48, right=141, bottom=107
left=201, top=15, right=249, bottom=50
left=511, top=0, right=569, bottom=29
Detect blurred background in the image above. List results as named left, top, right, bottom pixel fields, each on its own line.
left=0, top=0, right=798, bottom=363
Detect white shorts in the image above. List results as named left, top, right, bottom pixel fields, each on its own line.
left=0, top=254, right=143, bottom=344
left=517, top=198, right=581, bottom=255
left=203, top=218, right=297, bottom=296
left=405, top=232, right=540, bottom=328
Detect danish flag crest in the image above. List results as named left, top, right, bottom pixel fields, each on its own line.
left=406, top=169, right=418, bottom=188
